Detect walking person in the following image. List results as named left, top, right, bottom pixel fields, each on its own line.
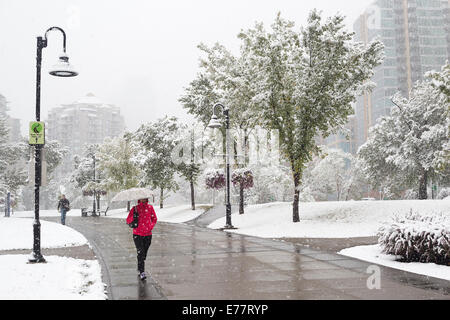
left=57, top=194, right=70, bottom=225
left=126, top=198, right=157, bottom=281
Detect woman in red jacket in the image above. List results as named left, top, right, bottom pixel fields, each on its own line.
left=126, top=198, right=157, bottom=281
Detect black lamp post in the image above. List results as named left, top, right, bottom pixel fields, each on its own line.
left=208, top=103, right=236, bottom=230
left=92, top=154, right=98, bottom=216
left=29, top=27, right=78, bottom=264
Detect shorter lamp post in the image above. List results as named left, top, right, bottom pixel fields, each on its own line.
left=29, top=27, right=78, bottom=264
left=92, top=154, right=98, bottom=216
left=207, top=103, right=236, bottom=230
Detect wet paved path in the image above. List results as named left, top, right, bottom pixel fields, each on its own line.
left=49, top=216, right=450, bottom=300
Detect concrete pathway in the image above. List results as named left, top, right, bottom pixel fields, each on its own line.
left=52, top=215, right=450, bottom=300
left=186, top=204, right=238, bottom=228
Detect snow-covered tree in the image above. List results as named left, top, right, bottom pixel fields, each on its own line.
left=174, top=124, right=203, bottom=210
left=70, top=144, right=100, bottom=190
left=238, top=11, right=383, bottom=221
left=0, top=107, right=27, bottom=205
left=181, top=11, right=383, bottom=222
left=307, top=147, right=367, bottom=201
left=97, top=135, right=141, bottom=193
left=359, top=63, right=450, bottom=199
left=20, top=140, right=68, bottom=210
left=134, top=116, right=180, bottom=208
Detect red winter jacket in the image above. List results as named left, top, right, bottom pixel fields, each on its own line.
left=126, top=202, right=157, bottom=236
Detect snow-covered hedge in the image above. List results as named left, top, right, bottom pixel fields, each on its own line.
left=378, top=211, right=450, bottom=265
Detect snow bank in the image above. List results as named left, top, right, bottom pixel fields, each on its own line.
left=0, top=255, right=106, bottom=300
left=0, top=217, right=106, bottom=300
left=0, top=217, right=88, bottom=250
left=11, top=209, right=80, bottom=218
left=339, top=244, right=450, bottom=281
left=207, top=200, right=450, bottom=238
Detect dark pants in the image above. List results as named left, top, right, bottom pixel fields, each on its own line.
left=133, top=235, right=152, bottom=273
left=60, top=209, right=67, bottom=225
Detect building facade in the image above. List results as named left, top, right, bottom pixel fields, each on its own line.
left=46, top=93, right=126, bottom=176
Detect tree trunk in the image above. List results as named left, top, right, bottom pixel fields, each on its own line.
left=160, top=188, right=164, bottom=209
left=418, top=169, right=428, bottom=200
left=293, top=173, right=300, bottom=223
left=96, top=193, right=100, bottom=210
left=190, top=179, right=195, bottom=211
left=239, top=183, right=244, bottom=215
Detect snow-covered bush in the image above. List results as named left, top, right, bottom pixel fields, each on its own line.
left=438, top=188, right=450, bottom=200
left=378, top=211, right=450, bottom=265
left=299, top=187, right=315, bottom=202
left=403, top=189, right=418, bottom=200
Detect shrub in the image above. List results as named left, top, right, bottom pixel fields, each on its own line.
left=377, top=210, right=450, bottom=266
left=438, top=187, right=450, bottom=200
left=402, top=189, right=418, bottom=200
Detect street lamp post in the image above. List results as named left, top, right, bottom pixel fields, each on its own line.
left=92, top=154, right=98, bottom=217
left=207, top=103, right=236, bottom=230
left=29, top=27, right=78, bottom=263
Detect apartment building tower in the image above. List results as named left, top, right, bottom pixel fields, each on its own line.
left=46, top=93, right=126, bottom=176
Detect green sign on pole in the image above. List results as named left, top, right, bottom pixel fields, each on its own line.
left=29, top=121, right=45, bottom=145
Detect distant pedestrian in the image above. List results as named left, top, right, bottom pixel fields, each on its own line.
left=126, top=198, right=157, bottom=281
left=57, top=194, right=70, bottom=225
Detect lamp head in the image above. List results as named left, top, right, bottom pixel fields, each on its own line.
left=49, top=53, right=78, bottom=77
left=207, top=114, right=222, bottom=129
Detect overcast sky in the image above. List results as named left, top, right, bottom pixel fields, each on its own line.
left=0, top=0, right=374, bottom=136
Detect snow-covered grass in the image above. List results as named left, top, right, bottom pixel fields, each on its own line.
left=11, top=209, right=80, bottom=218
left=0, top=255, right=106, bottom=300
left=0, top=217, right=87, bottom=250
left=339, top=244, right=450, bottom=281
left=105, top=203, right=212, bottom=223
left=207, top=200, right=450, bottom=238
left=0, top=215, right=107, bottom=300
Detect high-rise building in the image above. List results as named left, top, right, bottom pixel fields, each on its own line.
left=320, top=115, right=358, bottom=154
left=353, top=0, right=450, bottom=149
left=0, top=93, right=22, bottom=142
left=46, top=93, right=126, bottom=176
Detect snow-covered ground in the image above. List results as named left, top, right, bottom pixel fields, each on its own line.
left=0, top=215, right=107, bottom=300
left=207, top=200, right=450, bottom=238
left=2, top=200, right=448, bottom=298
left=0, top=254, right=106, bottom=300
left=339, top=244, right=450, bottom=281
left=0, top=217, right=87, bottom=250
left=207, top=200, right=450, bottom=282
